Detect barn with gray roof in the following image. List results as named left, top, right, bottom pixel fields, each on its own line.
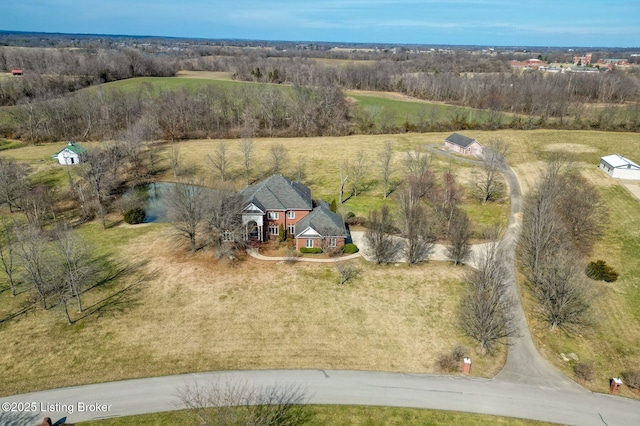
left=444, top=133, right=483, bottom=157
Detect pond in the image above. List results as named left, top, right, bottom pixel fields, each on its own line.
left=138, top=182, right=173, bottom=223
left=135, top=182, right=222, bottom=223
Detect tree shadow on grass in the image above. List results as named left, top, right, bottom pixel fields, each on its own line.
left=76, top=260, right=156, bottom=322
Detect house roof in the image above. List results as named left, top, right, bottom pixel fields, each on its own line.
left=295, top=203, right=347, bottom=238
left=51, top=141, right=86, bottom=158
left=240, top=175, right=312, bottom=211
left=601, top=154, right=640, bottom=170
left=445, top=133, right=479, bottom=148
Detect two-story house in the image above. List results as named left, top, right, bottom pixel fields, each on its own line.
left=239, top=175, right=348, bottom=250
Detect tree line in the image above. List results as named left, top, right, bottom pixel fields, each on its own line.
left=0, top=46, right=178, bottom=106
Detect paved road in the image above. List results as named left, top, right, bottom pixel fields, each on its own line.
left=1, top=370, right=639, bottom=425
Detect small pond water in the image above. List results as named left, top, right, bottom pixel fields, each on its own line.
left=138, top=182, right=172, bottom=223
left=136, top=182, right=220, bottom=223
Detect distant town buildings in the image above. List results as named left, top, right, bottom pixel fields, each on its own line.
left=573, top=53, right=592, bottom=66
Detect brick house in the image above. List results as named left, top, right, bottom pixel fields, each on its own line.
left=444, top=133, right=483, bottom=157
left=239, top=175, right=348, bottom=250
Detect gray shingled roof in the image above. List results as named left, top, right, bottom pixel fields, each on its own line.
left=240, top=175, right=312, bottom=211
left=445, top=133, right=478, bottom=148
left=295, top=204, right=347, bottom=237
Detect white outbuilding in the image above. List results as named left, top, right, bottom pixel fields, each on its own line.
left=599, top=154, right=640, bottom=180
left=51, top=141, right=86, bottom=165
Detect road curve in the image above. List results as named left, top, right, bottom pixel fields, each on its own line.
left=1, top=370, right=639, bottom=425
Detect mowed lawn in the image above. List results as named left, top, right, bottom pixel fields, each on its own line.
left=0, top=219, right=500, bottom=397
left=78, top=406, right=558, bottom=426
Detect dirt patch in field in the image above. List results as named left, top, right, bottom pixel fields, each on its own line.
left=544, top=143, right=598, bottom=154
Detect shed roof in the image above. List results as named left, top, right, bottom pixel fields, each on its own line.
left=601, top=154, right=640, bottom=170
left=295, top=203, right=347, bottom=238
left=51, top=141, right=86, bottom=158
left=240, top=175, right=312, bottom=211
left=445, top=133, right=479, bottom=148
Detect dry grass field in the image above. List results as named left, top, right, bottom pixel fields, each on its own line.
left=0, top=220, right=501, bottom=397
left=2, top=129, right=640, bottom=399
left=154, top=133, right=510, bottom=230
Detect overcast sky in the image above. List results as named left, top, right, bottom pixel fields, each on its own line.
left=2, top=1, right=638, bottom=47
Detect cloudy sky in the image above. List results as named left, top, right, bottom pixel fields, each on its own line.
left=2, top=0, right=638, bottom=47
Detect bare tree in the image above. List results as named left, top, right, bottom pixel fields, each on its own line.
left=460, top=238, right=517, bottom=355
left=518, top=159, right=568, bottom=285
left=555, top=172, right=606, bottom=256
left=78, top=147, right=120, bottom=228
left=0, top=157, right=28, bottom=213
left=208, top=141, right=231, bottom=182
left=53, top=225, right=94, bottom=314
left=519, top=159, right=596, bottom=331
left=176, top=380, right=310, bottom=426
left=364, top=205, right=399, bottom=264
left=0, top=219, right=19, bottom=296
left=379, top=140, right=394, bottom=199
left=16, top=224, right=52, bottom=310
left=204, top=189, right=245, bottom=251
left=403, top=148, right=430, bottom=178
left=239, top=138, right=254, bottom=185
left=475, top=139, right=508, bottom=204
left=533, top=246, right=593, bottom=331
left=338, top=160, right=349, bottom=204
left=165, top=181, right=211, bottom=252
left=447, top=208, right=472, bottom=266
left=294, top=156, right=306, bottom=182
left=269, top=143, right=289, bottom=175
left=336, top=261, right=360, bottom=285
left=397, top=185, right=436, bottom=264
left=168, top=145, right=182, bottom=179
left=349, top=149, right=369, bottom=197
left=438, top=167, right=464, bottom=232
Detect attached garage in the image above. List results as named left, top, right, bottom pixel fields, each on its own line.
left=599, top=154, right=640, bottom=180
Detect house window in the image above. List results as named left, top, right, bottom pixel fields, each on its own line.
left=223, top=231, right=234, bottom=242
left=328, top=237, right=337, bottom=248
left=306, top=239, right=314, bottom=248
left=287, top=211, right=295, bottom=219
left=288, top=224, right=295, bottom=235
left=267, top=212, right=279, bottom=220
left=268, top=226, right=279, bottom=236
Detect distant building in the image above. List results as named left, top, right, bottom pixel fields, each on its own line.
left=597, top=58, right=629, bottom=66
left=444, top=133, right=483, bottom=157
left=599, top=154, right=640, bottom=180
left=51, top=141, right=86, bottom=165
left=573, top=53, right=592, bottom=66
left=11, top=69, right=23, bottom=76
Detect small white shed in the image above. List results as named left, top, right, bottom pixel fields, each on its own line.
left=51, top=142, right=86, bottom=165
left=599, top=154, right=640, bottom=180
